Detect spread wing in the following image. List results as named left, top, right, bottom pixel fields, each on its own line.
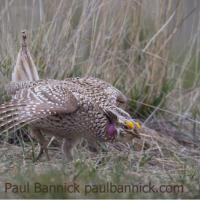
left=0, top=81, right=78, bottom=133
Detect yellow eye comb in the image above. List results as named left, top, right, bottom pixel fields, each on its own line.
left=124, top=120, right=141, bottom=129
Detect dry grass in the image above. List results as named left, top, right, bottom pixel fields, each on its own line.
left=0, top=128, right=199, bottom=198
left=0, top=0, right=200, bottom=198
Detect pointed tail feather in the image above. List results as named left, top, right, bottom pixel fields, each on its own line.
left=1, top=31, right=40, bottom=135
left=12, top=30, right=39, bottom=82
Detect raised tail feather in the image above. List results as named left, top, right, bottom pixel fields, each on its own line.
left=12, top=30, right=39, bottom=82
left=1, top=30, right=41, bottom=133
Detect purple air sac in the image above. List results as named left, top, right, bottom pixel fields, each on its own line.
left=107, top=123, right=117, bottom=140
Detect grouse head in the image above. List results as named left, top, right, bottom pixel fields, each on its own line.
left=103, top=107, right=141, bottom=141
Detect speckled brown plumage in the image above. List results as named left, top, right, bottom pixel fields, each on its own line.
left=0, top=77, right=140, bottom=160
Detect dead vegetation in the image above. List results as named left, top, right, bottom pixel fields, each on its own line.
left=0, top=0, right=200, bottom=198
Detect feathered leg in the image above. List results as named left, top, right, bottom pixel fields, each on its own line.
left=62, top=138, right=78, bottom=161
left=30, top=127, right=50, bottom=162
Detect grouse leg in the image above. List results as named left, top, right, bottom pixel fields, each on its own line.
left=30, top=127, right=50, bottom=162
left=62, top=138, right=78, bottom=161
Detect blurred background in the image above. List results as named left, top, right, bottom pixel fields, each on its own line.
left=0, top=1, right=200, bottom=198
left=1, top=0, right=200, bottom=144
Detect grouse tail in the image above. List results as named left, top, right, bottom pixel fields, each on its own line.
left=12, top=30, right=39, bottom=82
